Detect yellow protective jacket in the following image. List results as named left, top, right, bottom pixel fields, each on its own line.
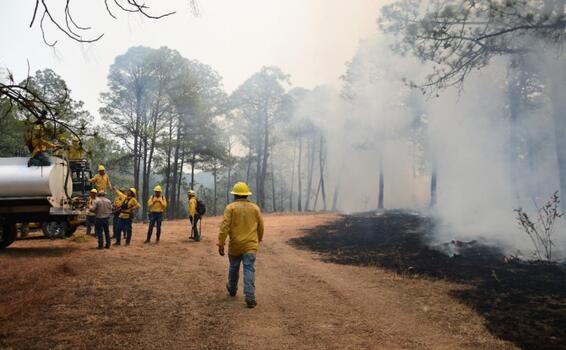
left=148, top=195, right=167, bottom=213
left=218, top=199, right=264, bottom=256
left=31, top=137, right=57, bottom=157
left=68, top=145, right=85, bottom=160
left=118, top=197, right=140, bottom=220
left=188, top=197, right=197, bottom=218
left=113, top=189, right=126, bottom=208
left=89, top=174, right=112, bottom=192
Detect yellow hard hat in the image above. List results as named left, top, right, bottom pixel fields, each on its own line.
left=98, top=165, right=106, bottom=171
left=188, top=190, right=196, bottom=197
left=129, top=188, right=137, bottom=196
left=231, top=182, right=252, bottom=196
left=154, top=185, right=162, bottom=192
left=90, top=188, right=97, bottom=193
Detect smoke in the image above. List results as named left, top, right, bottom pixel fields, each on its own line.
left=291, top=33, right=566, bottom=257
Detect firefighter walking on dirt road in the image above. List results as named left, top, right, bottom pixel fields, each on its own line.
left=145, top=185, right=167, bottom=243
left=218, top=182, right=264, bottom=309
left=188, top=190, right=201, bottom=240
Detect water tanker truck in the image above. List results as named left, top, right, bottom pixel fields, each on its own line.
left=0, top=156, right=92, bottom=248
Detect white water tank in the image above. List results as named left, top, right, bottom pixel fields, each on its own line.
left=0, top=157, right=72, bottom=206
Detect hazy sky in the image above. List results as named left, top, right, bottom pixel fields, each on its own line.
left=1, top=1, right=383, bottom=117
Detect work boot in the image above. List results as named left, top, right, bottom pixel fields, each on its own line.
left=245, top=299, right=257, bottom=309
left=226, top=284, right=236, bottom=297
left=115, top=242, right=121, bottom=246
left=97, top=246, right=103, bottom=250
left=144, top=240, right=150, bottom=244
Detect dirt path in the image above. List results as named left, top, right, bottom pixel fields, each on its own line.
left=0, top=214, right=515, bottom=349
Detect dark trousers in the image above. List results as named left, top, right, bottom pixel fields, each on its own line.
left=146, top=212, right=163, bottom=241
left=27, top=152, right=51, bottom=167
left=86, top=215, right=96, bottom=236
left=112, top=214, right=120, bottom=238
left=189, top=215, right=200, bottom=237
left=95, top=218, right=111, bottom=248
left=116, top=218, right=133, bottom=244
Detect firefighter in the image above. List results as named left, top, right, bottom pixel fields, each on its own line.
left=188, top=190, right=200, bottom=240
left=89, top=165, right=113, bottom=193
left=218, top=182, right=264, bottom=309
left=112, top=187, right=127, bottom=239
left=145, top=185, right=167, bottom=243
left=90, top=191, right=113, bottom=249
left=68, top=136, right=85, bottom=160
left=115, top=188, right=140, bottom=246
left=86, top=188, right=98, bottom=236
left=26, top=122, right=60, bottom=167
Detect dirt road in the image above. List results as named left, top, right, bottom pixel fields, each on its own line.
left=0, top=214, right=515, bottom=349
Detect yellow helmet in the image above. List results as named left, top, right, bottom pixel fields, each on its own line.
left=188, top=190, right=196, bottom=197
left=90, top=188, right=97, bottom=193
left=129, top=188, right=137, bottom=196
left=231, top=182, right=252, bottom=196
left=153, top=185, right=162, bottom=192
left=98, top=165, right=106, bottom=171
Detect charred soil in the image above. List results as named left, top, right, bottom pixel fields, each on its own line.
left=291, top=210, right=566, bottom=350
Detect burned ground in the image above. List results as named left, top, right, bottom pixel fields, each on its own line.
left=291, top=211, right=566, bottom=350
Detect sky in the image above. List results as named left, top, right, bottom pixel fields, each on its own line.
left=0, top=0, right=384, bottom=118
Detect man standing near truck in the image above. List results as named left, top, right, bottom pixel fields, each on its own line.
left=218, top=182, right=264, bottom=309
left=89, top=165, right=113, bottom=193
left=86, top=188, right=97, bottom=236
left=90, top=191, right=113, bottom=249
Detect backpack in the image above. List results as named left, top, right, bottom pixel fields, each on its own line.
left=196, top=199, right=206, bottom=216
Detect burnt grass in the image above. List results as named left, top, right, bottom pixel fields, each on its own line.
left=290, top=210, right=566, bottom=350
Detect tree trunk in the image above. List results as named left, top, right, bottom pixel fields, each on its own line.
left=246, top=147, right=253, bottom=185
left=165, top=117, right=173, bottom=201
left=259, top=113, right=270, bottom=209
left=169, top=126, right=181, bottom=218
left=297, top=136, right=303, bottom=212
left=331, top=184, right=339, bottom=211
left=378, top=152, right=384, bottom=210
left=176, top=153, right=185, bottom=218
left=319, top=134, right=327, bottom=211
left=289, top=138, right=297, bottom=212
left=430, top=167, right=437, bottom=208
left=305, top=138, right=316, bottom=211
left=271, top=157, right=277, bottom=212
left=226, top=140, right=232, bottom=206
left=213, top=165, right=217, bottom=216
left=190, top=152, right=196, bottom=190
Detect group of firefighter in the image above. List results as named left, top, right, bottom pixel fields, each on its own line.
left=26, top=119, right=264, bottom=308
left=86, top=165, right=202, bottom=247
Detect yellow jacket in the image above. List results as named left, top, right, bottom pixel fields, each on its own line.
left=68, top=145, right=85, bottom=160
left=148, top=195, right=167, bottom=213
left=218, top=199, right=264, bottom=256
left=118, top=197, right=140, bottom=219
left=113, top=189, right=126, bottom=208
left=31, top=137, right=57, bottom=157
left=89, top=174, right=112, bottom=192
left=188, top=197, right=197, bottom=217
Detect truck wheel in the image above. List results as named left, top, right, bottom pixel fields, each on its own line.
left=0, top=223, right=17, bottom=249
left=65, top=225, right=78, bottom=237
left=42, top=221, right=69, bottom=239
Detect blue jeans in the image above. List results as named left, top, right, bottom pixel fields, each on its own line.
left=146, top=212, right=163, bottom=241
left=116, top=218, right=132, bottom=244
left=95, top=218, right=111, bottom=248
left=228, top=253, right=256, bottom=302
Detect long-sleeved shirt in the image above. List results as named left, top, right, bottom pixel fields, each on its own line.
left=89, top=173, right=113, bottom=192
left=91, top=197, right=113, bottom=219
left=148, top=195, right=167, bottom=213
left=113, top=189, right=126, bottom=208
left=118, top=197, right=140, bottom=220
left=218, top=199, right=264, bottom=256
left=87, top=197, right=97, bottom=217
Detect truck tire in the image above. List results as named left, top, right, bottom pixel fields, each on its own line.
left=41, top=221, right=69, bottom=239
left=65, top=225, right=77, bottom=237
left=0, top=223, right=17, bottom=249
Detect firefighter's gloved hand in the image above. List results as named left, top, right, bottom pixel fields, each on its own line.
left=218, top=245, right=225, bottom=256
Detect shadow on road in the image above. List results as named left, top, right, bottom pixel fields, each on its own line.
left=0, top=246, right=76, bottom=258
left=290, top=211, right=566, bottom=350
